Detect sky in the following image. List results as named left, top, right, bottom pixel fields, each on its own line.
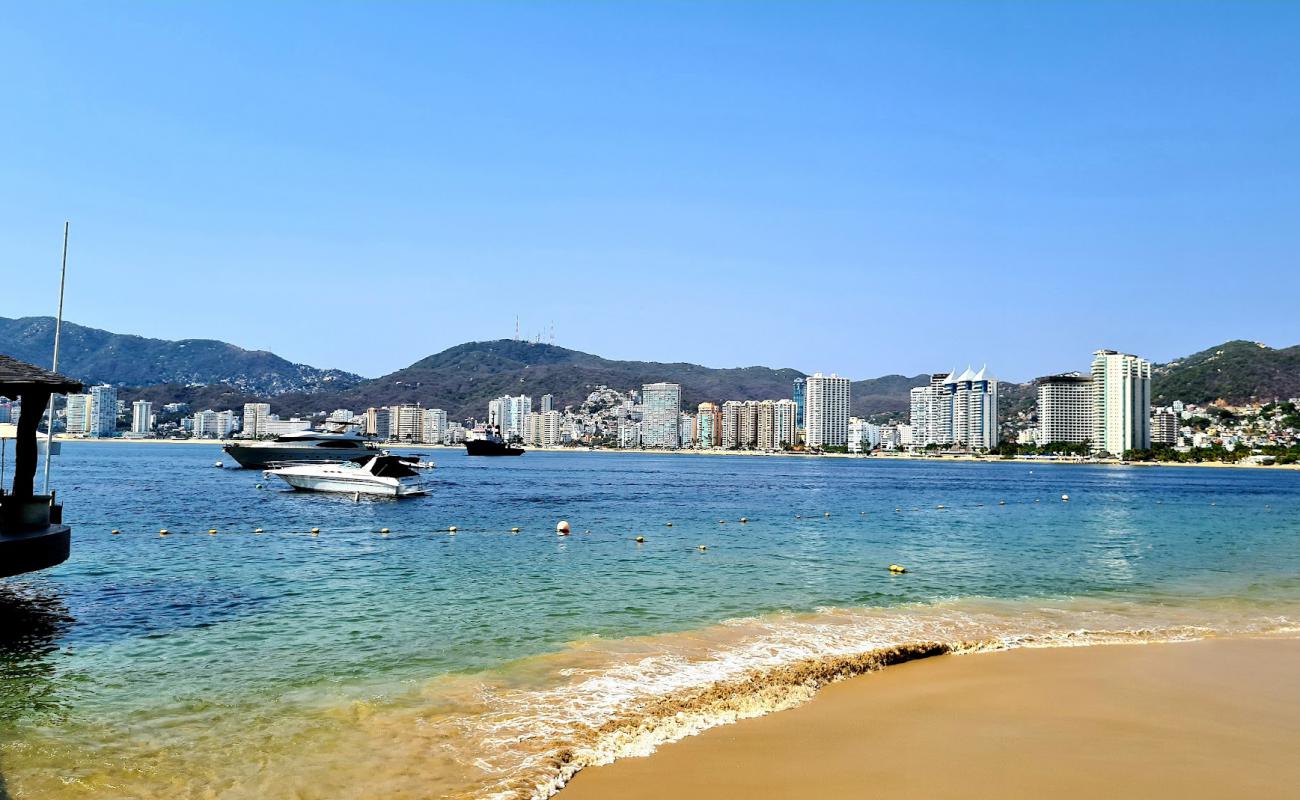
left=2, top=1, right=1297, bottom=382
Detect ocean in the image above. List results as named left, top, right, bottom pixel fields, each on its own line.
left=2, top=442, right=1297, bottom=798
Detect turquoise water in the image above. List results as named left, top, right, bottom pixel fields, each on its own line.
left=2, top=443, right=1298, bottom=798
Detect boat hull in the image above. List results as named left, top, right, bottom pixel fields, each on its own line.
left=464, top=440, right=525, bottom=456
left=223, top=442, right=375, bottom=469
left=273, top=472, right=426, bottom=497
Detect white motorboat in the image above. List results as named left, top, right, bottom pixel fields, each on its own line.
left=223, top=423, right=377, bottom=469
left=268, top=455, right=430, bottom=497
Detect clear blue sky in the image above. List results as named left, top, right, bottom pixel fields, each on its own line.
left=2, top=1, right=1297, bottom=382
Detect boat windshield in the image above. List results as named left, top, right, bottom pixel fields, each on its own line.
left=355, top=456, right=420, bottom=478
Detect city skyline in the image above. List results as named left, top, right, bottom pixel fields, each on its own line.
left=3, top=2, right=1298, bottom=379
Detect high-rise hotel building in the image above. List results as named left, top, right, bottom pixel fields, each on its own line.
left=804, top=373, right=851, bottom=448
left=1091, top=350, right=1152, bottom=454
left=909, top=368, right=998, bottom=450
left=640, top=382, right=682, bottom=448
left=1036, top=373, right=1093, bottom=446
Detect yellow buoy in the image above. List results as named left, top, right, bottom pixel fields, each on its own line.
left=311, top=527, right=320, bottom=536
left=635, top=535, right=645, bottom=543
left=1061, top=494, right=1070, bottom=502
left=380, top=528, right=389, bottom=534
left=698, top=545, right=707, bottom=552
left=888, top=564, right=907, bottom=574
left=448, top=526, right=457, bottom=533
left=511, top=526, right=521, bottom=533
left=209, top=529, right=218, bottom=535
left=254, top=528, right=263, bottom=534
left=556, top=520, right=570, bottom=534
left=824, top=512, right=831, bottom=517
left=111, top=529, right=121, bottom=535
left=159, top=529, right=169, bottom=537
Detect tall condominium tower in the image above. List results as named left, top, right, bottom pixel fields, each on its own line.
left=720, top=400, right=742, bottom=449
left=804, top=373, right=851, bottom=448
left=737, top=400, right=759, bottom=448
left=640, top=382, right=682, bottom=448
left=1036, top=374, right=1093, bottom=446
left=1091, top=350, right=1152, bottom=454
left=64, top=393, right=91, bottom=435
left=909, top=374, right=952, bottom=447
left=87, top=384, right=118, bottom=438
left=243, top=402, right=271, bottom=438
left=131, top=400, right=153, bottom=434
left=421, top=408, right=448, bottom=444
left=757, top=399, right=799, bottom=450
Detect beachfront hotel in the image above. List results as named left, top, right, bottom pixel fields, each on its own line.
left=1091, top=350, right=1152, bottom=454
left=909, top=368, right=998, bottom=450
left=804, top=373, right=851, bottom=448
left=1036, top=373, right=1094, bottom=446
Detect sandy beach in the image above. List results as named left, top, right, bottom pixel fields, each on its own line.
left=560, top=638, right=1300, bottom=799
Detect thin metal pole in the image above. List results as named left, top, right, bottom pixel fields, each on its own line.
left=42, top=221, right=69, bottom=495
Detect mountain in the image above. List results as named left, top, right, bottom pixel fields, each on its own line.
left=6, top=316, right=1294, bottom=422
left=0, top=316, right=365, bottom=396
left=232, top=340, right=928, bottom=421
left=1152, top=340, right=1300, bottom=405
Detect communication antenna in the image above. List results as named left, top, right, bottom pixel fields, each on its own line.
left=514, top=316, right=520, bottom=341
left=550, top=321, right=555, bottom=345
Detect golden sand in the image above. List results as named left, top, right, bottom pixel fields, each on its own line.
left=560, top=638, right=1300, bottom=799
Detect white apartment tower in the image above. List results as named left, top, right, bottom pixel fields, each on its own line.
left=640, top=382, right=682, bottom=448
left=131, top=400, right=153, bottom=434
left=87, top=385, right=118, bottom=438
left=1091, top=350, right=1152, bottom=454
left=805, top=373, right=851, bottom=448
left=65, top=393, right=91, bottom=435
left=1036, top=374, right=1094, bottom=446
left=421, top=408, right=448, bottom=444
left=720, top=400, right=742, bottom=449
left=243, top=402, right=271, bottom=438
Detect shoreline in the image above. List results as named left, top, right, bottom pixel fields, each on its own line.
left=49, top=436, right=1300, bottom=470
left=559, top=636, right=1300, bottom=799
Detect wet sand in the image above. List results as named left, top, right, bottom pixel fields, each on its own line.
left=560, top=638, right=1300, bottom=799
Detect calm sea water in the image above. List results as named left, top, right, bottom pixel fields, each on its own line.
left=2, top=443, right=1298, bottom=798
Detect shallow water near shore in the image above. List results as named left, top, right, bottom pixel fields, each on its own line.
left=2, top=443, right=1298, bottom=798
